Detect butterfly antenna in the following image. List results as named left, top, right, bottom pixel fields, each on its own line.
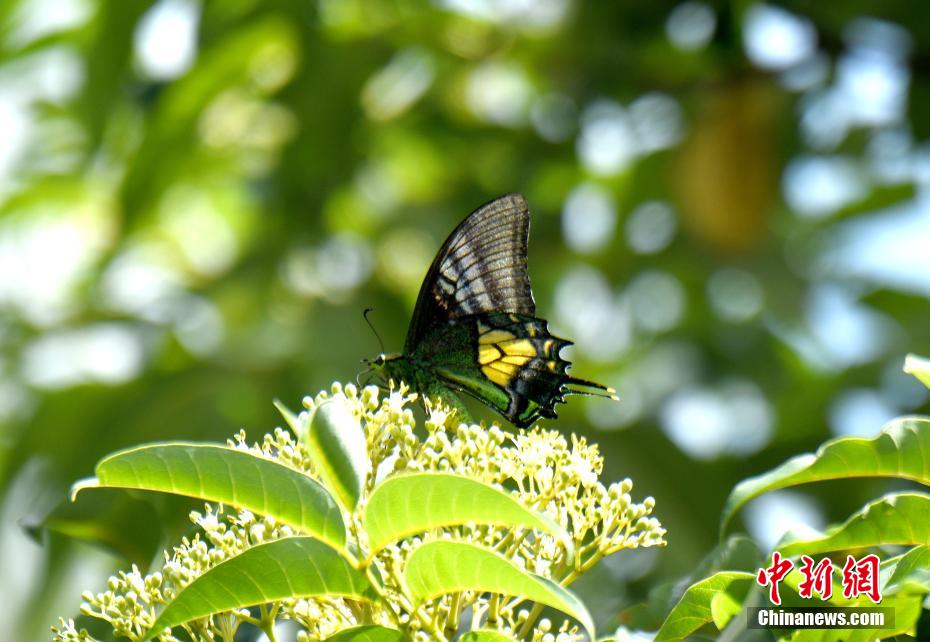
left=363, top=307, right=386, bottom=353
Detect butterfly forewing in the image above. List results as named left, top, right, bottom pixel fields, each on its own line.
left=404, top=194, right=535, bottom=352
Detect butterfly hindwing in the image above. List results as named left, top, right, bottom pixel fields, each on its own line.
left=404, top=194, right=535, bottom=352
left=424, top=313, right=611, bottom=428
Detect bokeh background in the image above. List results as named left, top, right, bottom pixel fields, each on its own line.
left=2, top=0, right=930, bottom=639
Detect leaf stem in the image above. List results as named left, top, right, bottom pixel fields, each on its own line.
left=516, top=603, right=544, bottom=639
left=445, top=592, right=462, bottom=636
left=259, top=604, right=280, bottom=642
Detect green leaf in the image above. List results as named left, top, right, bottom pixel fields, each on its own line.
left=74, top=443, right=346, bottom=550
left=779, top=598, right=923, bottom=642
left=721, top=417, right=930, bottom=533
left=885, top=545, right=930, bottom=595
left=307, top=398, right=370, bottom=512
left=322, top=625, right=409, bottom=641
left=620, top=535, right=761, bottom=631
left=364, top=473, right=569, bottom=555
left=148, top=537, right=376, bottom=638
left=404, top=541, right=594, bottom=639
left=709, top=589, right=743, bottom=631
left=27, top=488, right=162, bottom=568
left=904, top=354, right=930, bottom=390
left=655, top=572, right=754, bottom=642
left=274, top=399, right=309, bottom=442
left=459, top=631, right=517, bottom=641
left=780, top=493, right=930, bottom=556
left=834, top=181, right=916, bottom=220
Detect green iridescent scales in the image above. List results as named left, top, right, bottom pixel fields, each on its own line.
left=369, top=193, right=616, bottom=427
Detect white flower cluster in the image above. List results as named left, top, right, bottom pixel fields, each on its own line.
left=53, top=383, right=665, bottom=642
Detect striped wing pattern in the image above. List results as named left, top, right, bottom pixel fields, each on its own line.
left=405, top=194, right=535, bottom=351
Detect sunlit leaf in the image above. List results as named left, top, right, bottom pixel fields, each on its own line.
left=363, top=473, right=568, bottom=555
left=884, top=545, right=930, bottom=595
left=904, top=354, right=930, bottom=390
left=780, top=493, right=930, bottom=556
left=147, top=537, right=376, bottom=638
left=722, top=418, right=930, bottom=533
left=773, top=564, right=924, bottom=640
left=779, top=598, right=921, bottom=642
left=274, top=399, right=308, bottom=443
left=403, top=541, right=594, bottom=639
left=655, top=572, right=753, bottom=641
left=322, top=625, right=408, bottom=641
left=709, top=589, right=742, bottom=630
left=74, top=443, right=346, bottom=549
left=307, top=398, right=370, bottom=512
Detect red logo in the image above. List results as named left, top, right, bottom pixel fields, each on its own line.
left=756, top=552, right=882, bottom=605
left=798, top=555, right=833, bottom=600
left=842, top=554, right=881, bottom=603
left=757, top=551, right=793, bottom=605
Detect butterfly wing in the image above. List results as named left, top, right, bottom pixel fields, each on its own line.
left=419, top=313, right=616, bottom=428
left=403, top=193, right=616, bottom=426
left=404, top=193, right=535, bottom=353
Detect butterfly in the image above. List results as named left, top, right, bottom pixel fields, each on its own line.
left=365, top=193, right=616, bottom=427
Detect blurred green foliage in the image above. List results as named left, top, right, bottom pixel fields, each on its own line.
left=2, top=0, right=930, bottom=639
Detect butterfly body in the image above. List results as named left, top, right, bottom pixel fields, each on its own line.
left=369, top=194, right=615, bottom=427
